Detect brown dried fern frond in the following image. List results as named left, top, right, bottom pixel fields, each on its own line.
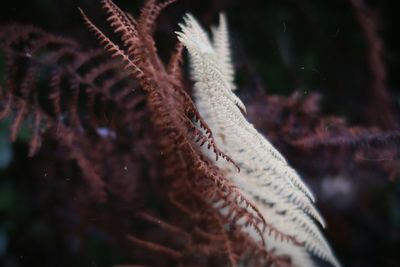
left=78, top=0, right=278, bottom=265
left=0, top=24, right=148, bottom=200
left=0, top=1, right=293, bottom=266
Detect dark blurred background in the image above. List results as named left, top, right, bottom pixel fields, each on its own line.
left=0, top=0, right=399, bottom=266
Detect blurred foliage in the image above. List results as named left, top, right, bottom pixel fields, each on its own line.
left=0, top=0, right=399, bottom=266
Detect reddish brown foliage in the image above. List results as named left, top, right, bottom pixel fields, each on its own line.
left=0, top=0, right=281, bottom=266
left=0, top=0, right=399, bottom=266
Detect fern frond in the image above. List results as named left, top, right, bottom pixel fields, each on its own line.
left=79, top=8, right=147, bottom=88
left=77, top=2, right=276, bottom=264
left=0, top=23, right=149, bottom=201
left=177, top=14, right=342, bottom=267
left=211, top=14, right=236, bottom=91
left=167, top=41, right=184, bottom=80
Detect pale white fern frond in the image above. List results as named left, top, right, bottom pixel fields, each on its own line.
left=183, top=44, right=317, bottom=202
left=232, top=174, right=336, bottom=260
left=178, top=15, right=246, bottom=113
left=211, top=13, right=236, bottom=91
left=176, top=13, right=342, bottom=267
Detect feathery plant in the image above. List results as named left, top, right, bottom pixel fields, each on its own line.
left=1, top=0, right=399, bottom=266
left=177, top=13, right=341, bottom=267
left=0, top=0, right=276, bottom=266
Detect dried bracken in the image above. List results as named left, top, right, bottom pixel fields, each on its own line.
left=79, top=0, right=273, bottom=255
left=0, top=24, right=148, bottom=201
left=0, top=0, right=283, bottom=266
left=0, top=0, right=399, bottom=267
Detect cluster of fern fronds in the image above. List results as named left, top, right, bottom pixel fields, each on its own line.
left=0, top=0, right=399, bottom=267
left=0, top=1, right=273, bottom=266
